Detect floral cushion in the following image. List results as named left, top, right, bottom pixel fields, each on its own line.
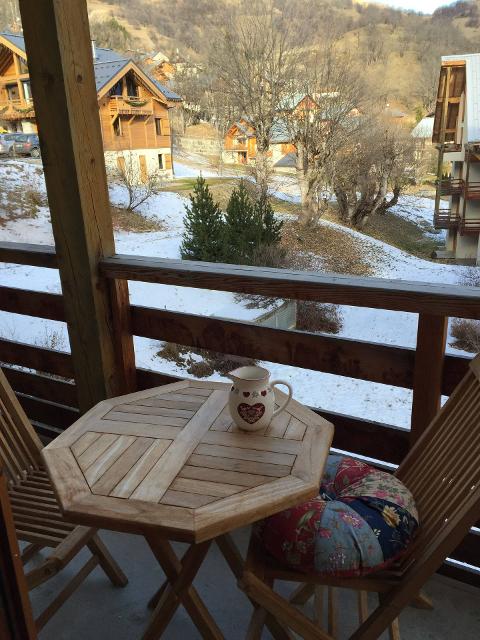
left=257, top=455, right=419, bottom=577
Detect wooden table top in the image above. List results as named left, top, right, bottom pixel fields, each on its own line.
left=42, top=380, right=334, bottom=543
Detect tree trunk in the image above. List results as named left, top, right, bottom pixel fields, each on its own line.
left=253, top=144, right=271, bottom=199
left=296, top=143, right=317, bottom=225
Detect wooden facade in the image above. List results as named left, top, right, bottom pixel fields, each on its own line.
left=0, top=32, right=180, bottom=176
left=432, top=56, right=480, bottom=263
left=223, top=118, right=293, bottom=167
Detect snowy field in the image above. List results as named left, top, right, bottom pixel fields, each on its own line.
left=0, top=158, right=475, bottom=436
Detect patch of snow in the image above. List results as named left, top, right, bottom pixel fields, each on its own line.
left=0, top=159, right=476, bottom=431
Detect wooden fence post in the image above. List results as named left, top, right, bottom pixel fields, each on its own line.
left=18, top=0, right=136, bottom=411
left=411, top=313, right=448, bottom=443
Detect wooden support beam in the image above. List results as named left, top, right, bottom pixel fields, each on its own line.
left=410, top=313, right=448, bottom=443
left=18, top=0, right=135, bottom=410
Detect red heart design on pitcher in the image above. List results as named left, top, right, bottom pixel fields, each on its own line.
left=238, top=403, right=265, bottom=425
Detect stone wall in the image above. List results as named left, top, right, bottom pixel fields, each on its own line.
left=176, top=136, right=221, bottom=156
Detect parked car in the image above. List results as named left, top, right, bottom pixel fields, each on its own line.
left=0, top=132, right=24, bottom=156
left=10, top=133, right=41, bottom=158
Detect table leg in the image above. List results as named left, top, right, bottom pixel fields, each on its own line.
left=216, top=534, right=291, bottom=640
left=145, top=536, right=224, bottom=640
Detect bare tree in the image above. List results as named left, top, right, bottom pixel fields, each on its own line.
left=283, top=44, right=366, bottom=223
left=210, top=0, right=298, bottom=196
left=328, top=117, right=416, bottom=228
left=111, top=152, right=163, bottom=211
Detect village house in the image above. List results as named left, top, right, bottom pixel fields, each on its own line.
left=0, top=32, right=182, bottom=178
left=433, top=53, right=480, bottom=264
left=223, top=117, right=295, bottom=167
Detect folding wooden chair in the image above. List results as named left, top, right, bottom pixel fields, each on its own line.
left=0, top=367, right=128, bottom=632
left=241, top=354, right=480, bottom=639
left=0, top=468, right=37, bottom=640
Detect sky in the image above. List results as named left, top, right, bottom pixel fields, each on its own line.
left=370, top=0, right=453, bottom=14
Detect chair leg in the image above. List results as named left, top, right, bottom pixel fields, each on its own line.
left=357, top=591, right=368, bottom=624
left=87, top=533, right=128, bottom=587
left=241, top=571, right=334, bottom=640
left=388, top=617, right=401, bottom=640
left=313, top=586, right=324, bottom=626
left=35, top=555, right=99, bottom=631
left=410, top=591, right=433, bottom=610
left=246, top=606, right=268, bottom=640
left=290, top=582, right=315, bottom=605
left=327, top=587, right=337, bottom=638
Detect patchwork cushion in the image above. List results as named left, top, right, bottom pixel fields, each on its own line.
left=257, top=455, right=419, bottom=577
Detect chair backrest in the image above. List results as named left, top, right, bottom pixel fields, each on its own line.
left=0, top=368, right=43, bottom=485
left=0, top=469, right=37, bottom=639
left=396, top=353, right=480, bottom=571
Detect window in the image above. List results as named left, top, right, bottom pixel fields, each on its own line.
left=113, top=117, right=122, bottom=137
left=155, top=118, right=162, bottom=136
left=22, top=81, right=32, bottom=101
left=125, top=72, right=138, bottom=97
left=158, top=154, right=164, bottom=170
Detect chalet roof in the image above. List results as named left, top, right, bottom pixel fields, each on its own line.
left=411, top=116, right=434, bottom=139
left=274, top=151, right=296, bottom=168
left=441, top=53, right=480, bottom=143
left=0, top=31, right=182, bottom=103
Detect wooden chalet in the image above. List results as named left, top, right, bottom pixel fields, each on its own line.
left=223, top=118, right=295, bottom=167
left=0, top=1, right=480, bottom=636
left=433, top=54, right=480, bottom=264
left=0, top=32, right=182, bottom=178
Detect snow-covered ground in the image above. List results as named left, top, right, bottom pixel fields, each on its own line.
left=0, top=158, right=475, bottom=437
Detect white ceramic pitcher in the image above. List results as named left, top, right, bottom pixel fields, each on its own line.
left=227, top=366, right=293, bottom=432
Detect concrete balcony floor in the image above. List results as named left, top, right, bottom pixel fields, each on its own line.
left=31, top=528, right=480, bottom=639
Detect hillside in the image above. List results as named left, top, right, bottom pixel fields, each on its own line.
left=81, top=0, right=480, bottom=112
left=1, top=0, right=480, bottom=113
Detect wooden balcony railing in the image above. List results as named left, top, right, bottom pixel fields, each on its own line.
left=435, top=178, right=464, bottom=196
left=109, top=95, right=154, bottom=116
left=433, top=209, right=460, bottom=229
left=460, top=217, right=480, bottom=234
left=1, top=240, right=479, bottom=587
left=464, top=182, right=480, bottom=200
left=436, top=142, right=463, bottom=153
left=0, top=98, right=35, bottom=119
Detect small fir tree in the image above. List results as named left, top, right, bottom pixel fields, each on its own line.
left=224, top=180, right=261, bottom=264
left=181, top=176, right=225, bottom=262
left=255, top=195, right=283, bottom=246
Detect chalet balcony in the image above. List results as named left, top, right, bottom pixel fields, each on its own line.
left=433, top=208, right=460, bottom=229
left=435, top=178, right=464, bottom=196
left=0, top=98, right=35, bottom=120
left=464, top=182, right=480, bottom=200
left=109, top=95, right=154, bottom=117
left=460, top=217, right=480, bottom=234
left=435, top=142, right=463, bottom=153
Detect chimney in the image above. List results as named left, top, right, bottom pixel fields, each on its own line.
left=91, top=39, right=97, bottom=60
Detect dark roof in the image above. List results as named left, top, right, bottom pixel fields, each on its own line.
left=0, top=31, right=26, bottom=55
left=93, top=59, right=130, bottom=93
left=274, top=151, right=296, bottom=168
left=0, top=31, right=181, bottom=102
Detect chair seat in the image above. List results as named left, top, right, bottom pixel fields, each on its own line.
left=8, top=467, right=76, bottom=547
left=257, top=455, right=419, bottom=577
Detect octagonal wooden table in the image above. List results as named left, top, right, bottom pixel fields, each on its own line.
left=42, top=379, right=334, bottom=639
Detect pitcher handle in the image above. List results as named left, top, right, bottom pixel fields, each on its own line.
left=271, top=380, right=293, bottom=417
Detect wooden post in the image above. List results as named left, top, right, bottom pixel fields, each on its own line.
left=434, top=67, right=451, bottom=217
left=410, top=313, right=448, bottom=443
left=18, top=0, right=136, bottom=411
